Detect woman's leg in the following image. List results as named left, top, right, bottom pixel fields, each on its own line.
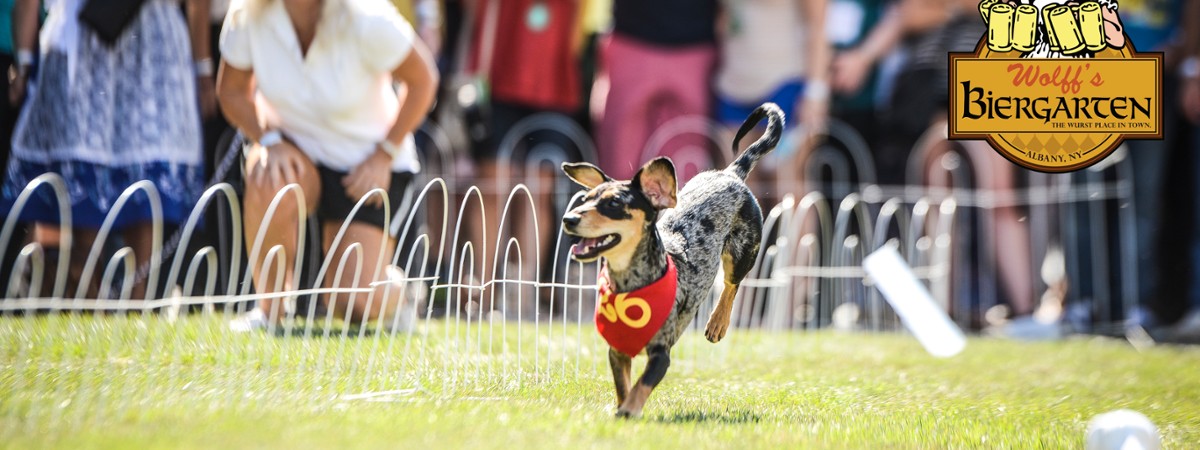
left=321, top=221, right=406, bottom=325
left=962, top=140, right=1036, bottom=316
left=242, top=153, right=321, bottom=322
left=120, top=222, right=156, bottom=300
left=596, top=35, right=657, bottom=180
left=68, top=228, right=98, bottom=299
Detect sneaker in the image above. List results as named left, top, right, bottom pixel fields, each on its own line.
left=1165, top=310, right=1200, bottom=343
left=989, top=315, right=1064, bottom=341
left=229, top=308, right=269, bottom=333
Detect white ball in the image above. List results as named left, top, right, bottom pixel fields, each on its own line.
left=1085, top=409, right=1160, bottom=450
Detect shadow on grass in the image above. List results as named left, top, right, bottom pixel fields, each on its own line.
left=270, top=323, right=381, bottom=339
left=653, top=409, right=762, bottom=424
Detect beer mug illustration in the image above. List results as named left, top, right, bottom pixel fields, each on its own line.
left=979, top=0, right=999, bottom=22
left=1048, top=5, right=1086, bottom=54
left=987, top=3, right=1015, bottom=52
left=1042, top=6, right=1062, bottom=52
left=1078, top=2, right=1107, bottom=52
left=1010, top=5, right=1038, bottom=52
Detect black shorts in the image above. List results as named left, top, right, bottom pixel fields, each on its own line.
left=480, top=101, right=584, bottom=162
left=316, top=166, right=413, bottom=231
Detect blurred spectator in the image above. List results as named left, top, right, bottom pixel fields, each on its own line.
left=166, top=0, right=230, bottom=300
left=0, top=0, right=17, bottom=172
left=0, top=0, right=24, bottom=297
left=592, top=0, right=719, bottom=180
left=201, top=0, right=229, bottom=150
left=1175, top=0, right=1200, bottom=339
left=878, top=0, right=984, bottom=184
left=879, top=0, right=1039, bottom=325
left=1115, top=0, right=1189, bottom=332
left=829, top=0, right=892, bottom=164
left=460, top=0, right=586, bottom=311
left=714, top=0, right=831, bottom=199
left=217, top=0, right=438, bottom=329
left=578, top=0, right=611, bottom=126
left=1, top=0, right=211, bottom=299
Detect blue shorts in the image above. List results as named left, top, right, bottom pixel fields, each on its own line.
left=716, top=80, right=805, bottom=161
left=715, top=80, right=805, bottom=126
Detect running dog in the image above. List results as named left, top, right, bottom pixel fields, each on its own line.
left=561, top=103, right=784, bottom=418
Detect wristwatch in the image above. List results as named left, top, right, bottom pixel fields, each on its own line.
left=258, top=130, right=284, bottom=148
left=8, top=49, right=33, bottom=83
left=194, top=57, right=214, bottom=78
left=378, top=140, right=402, bottom=161
left=243, top=130, right=283, bottom=158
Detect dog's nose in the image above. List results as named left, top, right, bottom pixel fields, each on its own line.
left=562, top=213, right=581, bottom=228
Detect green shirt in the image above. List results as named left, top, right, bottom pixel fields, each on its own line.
left=829, top=0, right=886, bottom=113
left=0, top=0, right=14, bottom=55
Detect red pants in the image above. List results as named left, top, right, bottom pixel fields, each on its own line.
left=595, top=34, right=716, bottom=180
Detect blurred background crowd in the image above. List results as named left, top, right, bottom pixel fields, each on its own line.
left=1, top=0, right=1199, bottom=340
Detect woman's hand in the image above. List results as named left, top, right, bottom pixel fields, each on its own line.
left=197, top=74, right=218, bottom=119
left=8, top=70, right=26, bottom=107
left=245, top=140, right=309, bottom=189
left=832, top=50, right=872, bottom=94
left=342, top=147, right=394, bottom=208
left=799, top=88, right=830, bottom=147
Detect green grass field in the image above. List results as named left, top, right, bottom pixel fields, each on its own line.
left=2, top=314, right=1198, bottom=449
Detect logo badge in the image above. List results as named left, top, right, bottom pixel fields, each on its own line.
left=949, top=0, right=1162, bottom=173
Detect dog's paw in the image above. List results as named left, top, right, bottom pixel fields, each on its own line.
left=615, top=408, right=640, bottom=419
left=705, top=320, right=729, bottom=343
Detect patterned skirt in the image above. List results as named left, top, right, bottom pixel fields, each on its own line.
left=1, top=0, right=203, bottom=229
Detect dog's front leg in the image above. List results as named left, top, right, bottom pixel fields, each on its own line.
left=608, top=347, right=632, bottom=406
left=616, top=344, right=670, bottom=418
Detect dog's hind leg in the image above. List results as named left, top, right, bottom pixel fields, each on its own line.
left=706, top=199, right=763, bottom=343
left=609, top=347, right=632, bottom=406
left=617, top=344, right=670, bottom=418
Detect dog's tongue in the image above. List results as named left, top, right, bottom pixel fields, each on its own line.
left=571, top=237, right=603, bottom=255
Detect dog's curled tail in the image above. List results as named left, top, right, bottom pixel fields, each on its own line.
left=727, top=102, right=785, bottom=180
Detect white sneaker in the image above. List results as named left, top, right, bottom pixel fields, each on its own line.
left=229, top=308, right=269, bottom=333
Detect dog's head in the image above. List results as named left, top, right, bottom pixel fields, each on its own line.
left=560, top=158, right=677, bottom=263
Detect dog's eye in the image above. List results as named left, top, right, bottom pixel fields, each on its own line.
left=603, top=199, right=621, bottom=209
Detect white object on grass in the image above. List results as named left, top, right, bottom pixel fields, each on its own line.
left=1086, top=409, right=1160, bottom=450
left=863, top=244, right=966, bottom=357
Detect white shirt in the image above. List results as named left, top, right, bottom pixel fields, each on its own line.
left=715, top=0, right=810, bottom=102
left=220, top=0, right=420, bottom=173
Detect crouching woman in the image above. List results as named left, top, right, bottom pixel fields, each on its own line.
left=216, top=0, right=438, bottom=329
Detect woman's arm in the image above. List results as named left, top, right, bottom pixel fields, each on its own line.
left=215, top=62, right=264, bottom=141
left=802, top=0, right=831, bottom=92
left=383, top=38, right=440, bottom=148
left=832, top=5, right=902, bottom=94
left=343, top=37, right=439, bottom=206
left=187, top=0, right=218, bottom=119
left=801, top=0, right=832, bottom=132
left=9, top=0, right=39, bottom=106
left=217, top=61, right=310, bottom=186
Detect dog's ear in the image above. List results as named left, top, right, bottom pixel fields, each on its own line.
left=562, top=162, right=610, bottom=190
left=633, top=157, right=677, bottom=210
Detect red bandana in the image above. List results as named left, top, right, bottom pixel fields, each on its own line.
left=595, top=256, right=679, bottom=357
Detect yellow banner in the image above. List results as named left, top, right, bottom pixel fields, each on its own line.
left=950, top=58, right=1161, bottom=135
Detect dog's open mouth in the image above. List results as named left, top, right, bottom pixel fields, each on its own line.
left=570, top=234, right=621, bottom=260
